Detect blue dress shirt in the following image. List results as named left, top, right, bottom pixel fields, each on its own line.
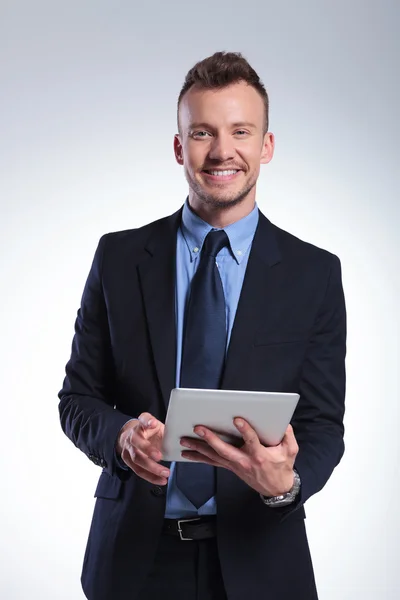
left=165, top=200, right=259, bottom=518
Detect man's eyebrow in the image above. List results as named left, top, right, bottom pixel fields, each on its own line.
left=188, top=121, right=257, bottom=130
left=188, top=122, right=214, bottom=130
left=230, top=121, right=257, bottom=129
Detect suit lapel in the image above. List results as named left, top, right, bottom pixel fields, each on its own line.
left=222, top=211, right=283, bottom=389
left=137, top=208, right=182, bottom=409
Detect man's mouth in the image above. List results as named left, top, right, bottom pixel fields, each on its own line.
left=201, top=169, right=242, bottom=181
left=203, top=169, right=240, bottom=177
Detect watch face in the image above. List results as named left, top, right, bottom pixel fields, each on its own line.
left=263, top=495, right=292, bottom=507
left=273, top=497, right=293, bottom=506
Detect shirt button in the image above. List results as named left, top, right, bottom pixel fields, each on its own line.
left=237, top=250, right=242, bottom=256
left=193, top=247, right=199, bottom=253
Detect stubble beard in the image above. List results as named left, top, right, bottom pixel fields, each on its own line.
left=186, top=170, right=258, bottom=210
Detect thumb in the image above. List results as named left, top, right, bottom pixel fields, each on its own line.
left=282, top=424, right=298, bottom=456
left=138, top=412, right=157, bottom=428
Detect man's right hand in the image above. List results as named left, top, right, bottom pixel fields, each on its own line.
left=116, top=413, right=170, bottom=485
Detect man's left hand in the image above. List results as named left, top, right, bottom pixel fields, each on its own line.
left=180, top=419, right=298, bottom=497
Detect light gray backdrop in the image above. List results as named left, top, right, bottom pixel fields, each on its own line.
left=1, top=1, right=399, bottom=598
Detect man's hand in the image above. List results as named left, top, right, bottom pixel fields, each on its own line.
left=180, top=420, right=298, bottom=497
left=116, top=413, right=170, bottom=485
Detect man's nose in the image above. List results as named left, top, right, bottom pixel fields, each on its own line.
left=208, top=134, right=235, bottom=162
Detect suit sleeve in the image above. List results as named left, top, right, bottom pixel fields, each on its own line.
left=291, top=253, right=346, bottom=509
left=58, top=235, right=133, bottom=480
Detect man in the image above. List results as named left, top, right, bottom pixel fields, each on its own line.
left=59, top=51, right=346, bottom=600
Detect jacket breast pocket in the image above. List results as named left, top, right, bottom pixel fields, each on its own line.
left=249, top=332, right=309, bottom=391
left=254, top=331, right=309, bottom=347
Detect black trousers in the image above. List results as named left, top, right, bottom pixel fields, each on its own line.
left=136, top=533, right=228, bottom=600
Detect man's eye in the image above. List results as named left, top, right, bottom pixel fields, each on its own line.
left=235, top=130, right=247, bottom=136
left=192, top=131, right=210, bottom=138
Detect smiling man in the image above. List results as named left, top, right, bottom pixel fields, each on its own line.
left=59, top=51, right=346, bottom=600
left=175, top=79, right=273, bottom=222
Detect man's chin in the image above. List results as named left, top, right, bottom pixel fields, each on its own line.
left=187, top=173, right=256, bottom=210
left=198, top=188, right=252, bottom=210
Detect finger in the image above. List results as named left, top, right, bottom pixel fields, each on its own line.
left=127, top=429, right=158, bottom=457
left=191, top=427, right=246, bottom=465
left=181, top=450, right=224, bottom=468
left=122, top=446, right=169, bottom=486
left=121, top=441, right=161, bottom=471
left=137, top=414, right=165, bottom=446
left=132, top=464, right=169, bottom=486
left=180, top=438, right=231, bottom=468
left=282, top=424, right=299, bottom=456
left=138, top=412, right=158, bottom=429
left=234, top=418, right=262, bottom=454
left=125, top=442, right=137, bottom=468
left=129, top=446, right=170, bottom=479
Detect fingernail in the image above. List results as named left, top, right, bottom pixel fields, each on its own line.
left=161, top=470, right=169, bottom=477
left=235, top=419, right=244, bottom=429
left=147, top=419, right=153, bottom=427
left=180, top=440, right=191, bottom=448
left=196, top=428, right=205, bottom=437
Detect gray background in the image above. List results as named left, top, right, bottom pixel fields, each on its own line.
left=1, top=1, right=399, bottom=598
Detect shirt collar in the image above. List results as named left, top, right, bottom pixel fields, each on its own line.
left=180, top=198, right=259, bottom=264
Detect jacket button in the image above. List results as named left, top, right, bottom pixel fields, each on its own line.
left=150, top=486, right=165, bottom=497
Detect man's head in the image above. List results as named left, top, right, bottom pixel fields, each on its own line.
left=174, top=51, right=274, bottom=222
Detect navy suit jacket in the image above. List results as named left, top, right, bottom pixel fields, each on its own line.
left=58, top=207, right=346, bottom=600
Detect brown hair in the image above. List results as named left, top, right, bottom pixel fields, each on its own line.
left=177, top=51, right=269, bottom=133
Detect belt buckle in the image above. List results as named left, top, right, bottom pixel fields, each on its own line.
left=177, top=517, right=201, bottom=541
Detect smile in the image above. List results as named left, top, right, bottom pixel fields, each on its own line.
left=202, top=169, right=241, bottom=181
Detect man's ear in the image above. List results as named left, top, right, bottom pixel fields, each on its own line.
left=260, top=132, right=275, bottom=165
left=174, top=134, right=184, bottom=165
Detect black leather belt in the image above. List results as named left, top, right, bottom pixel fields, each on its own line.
left=163, top=516, right=217, bottom=541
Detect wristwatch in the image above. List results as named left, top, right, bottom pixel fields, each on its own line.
left=260, top=469, right=301, bottom=507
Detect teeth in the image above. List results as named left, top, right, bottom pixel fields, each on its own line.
left=208, top=170, right=238, bottom=176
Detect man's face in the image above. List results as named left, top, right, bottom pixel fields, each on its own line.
left=174, top=81, right=274, bottom=211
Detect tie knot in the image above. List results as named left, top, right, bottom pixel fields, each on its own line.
left=202, top=230, right=229, bottom=258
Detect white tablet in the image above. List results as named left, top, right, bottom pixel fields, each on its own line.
left=162, top=388, right=300, bottom=462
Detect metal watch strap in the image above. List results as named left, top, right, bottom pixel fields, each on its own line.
left=260, top=469, right=301, bottom=507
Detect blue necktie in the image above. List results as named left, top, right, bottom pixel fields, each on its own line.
left=176, top=229, right=229, bottom=508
